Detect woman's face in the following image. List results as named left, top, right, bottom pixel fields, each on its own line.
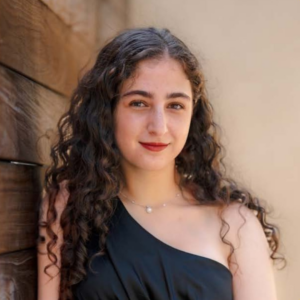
left=114, top=57, right=193, bottom=172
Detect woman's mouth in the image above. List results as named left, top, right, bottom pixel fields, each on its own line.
left=139, top=142, right=169, bottom=152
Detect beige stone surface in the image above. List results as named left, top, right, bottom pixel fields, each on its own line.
left=127, top=0, right=300, bottom=299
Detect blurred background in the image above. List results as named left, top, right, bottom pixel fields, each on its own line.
left=0, top=0, right=299, bottom=299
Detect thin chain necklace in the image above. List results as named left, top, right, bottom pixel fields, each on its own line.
left=119, top=191, right=181, bottom=214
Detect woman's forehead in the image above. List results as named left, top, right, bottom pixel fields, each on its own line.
left=120, top=58, right=191, bottom=94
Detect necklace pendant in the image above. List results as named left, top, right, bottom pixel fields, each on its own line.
left=146, top=206, right=152, bottom=213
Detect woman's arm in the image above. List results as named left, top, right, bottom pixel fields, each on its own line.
left=224, top=203, right=278, bottom=300
left=37, top=182, right=69, bottom=300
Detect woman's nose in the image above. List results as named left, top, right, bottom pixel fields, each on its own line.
left=147, top=106, right=168, bottom=136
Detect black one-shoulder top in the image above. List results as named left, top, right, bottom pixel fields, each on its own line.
left=72, top=197, right=233, bottom=300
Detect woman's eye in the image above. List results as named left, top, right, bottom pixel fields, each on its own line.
left=129, top=101, right=146, bottom=107
left=129, top=101, right=183, bottom=110
left=170, top=103, right=184, bottom=110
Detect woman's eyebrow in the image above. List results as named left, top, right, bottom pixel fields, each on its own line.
left=121, top=90, right=191, bottom=101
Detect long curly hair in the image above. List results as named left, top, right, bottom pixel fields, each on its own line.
left=38, top=27, right=285, bottom=300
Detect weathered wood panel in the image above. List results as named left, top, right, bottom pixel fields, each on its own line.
left=97, top=0, right=128, bottom=47
left=0, top=65, right=69, bottom=165
left=0, top=249, right=37, bottom=300
left=40, top=0, right=100, bottom=46
left=0, top=0, right=95, bottom=96
left=0, top=1, right=128, bottom=299
left=0, top=161, right=44, bottom=254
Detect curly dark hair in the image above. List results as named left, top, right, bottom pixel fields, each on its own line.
left=37, top=27, right=285, bottom=300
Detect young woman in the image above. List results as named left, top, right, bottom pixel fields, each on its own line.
left=38, top=27, right=284, bottom=300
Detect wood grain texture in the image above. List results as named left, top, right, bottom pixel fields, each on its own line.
left=0, top=249, right=37, bottom=300
left=0, top=65, right=69, bottom=164
left=40, top=0, right=100, bottom=46
left=0, top=0, right=95, bottom=96
left=97, top=0, right=128, bottom=47
left=0, top=161, right=45, bottom=254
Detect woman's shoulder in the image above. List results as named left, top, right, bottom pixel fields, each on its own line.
left=215, top=204, right=277, bottom=299
left=58, top=179, right=70, bottom=201
left=223, top=202, right=264, bottom=233
left=197, top=200, right=269, bottom=259
left=219, top=202, right=271, bottom=273
left=222, top=202, right=259, bottom=226
left=41, top=179, right=70, bottom=214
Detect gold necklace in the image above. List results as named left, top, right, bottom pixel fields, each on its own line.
left=119, top=191, right=181, bottom=213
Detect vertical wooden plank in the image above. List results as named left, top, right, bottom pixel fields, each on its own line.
left=0, top=249, right=37, bottom=300
left=39, top=0, right=99, bottom=46
left=0, top=0, right=94, bottom=96
left=0, top=162, right=44, bottom=254
left=97, top=0, right=128, bottom=47
left=0, top=65, right=69, bottom=164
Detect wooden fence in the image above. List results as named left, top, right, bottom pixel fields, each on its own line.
left=0, top=0, right=127, bottom=298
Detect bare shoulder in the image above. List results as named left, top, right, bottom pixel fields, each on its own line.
left=40, top=180, right=70, bottom=222
left=38, top=180, right=70, bottom=254
left=222, top=201, right=258, bottom=224
left=220, top=202, right=268, bottom=249
left=38, top=180, right=69, bottom=300
left=220, top=202, right=277, bottom=300
left=42, top=180, right=69, bottom=205
left=56, top=180, right=70, bottom=208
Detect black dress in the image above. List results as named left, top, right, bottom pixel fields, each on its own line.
left=73, top=197, right=233, bottom=300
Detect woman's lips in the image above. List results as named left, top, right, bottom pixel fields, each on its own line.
left=139, top=142, right=169, bottom=152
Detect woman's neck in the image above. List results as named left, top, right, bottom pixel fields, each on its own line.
left=119, top=163, right=182, bottom=206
